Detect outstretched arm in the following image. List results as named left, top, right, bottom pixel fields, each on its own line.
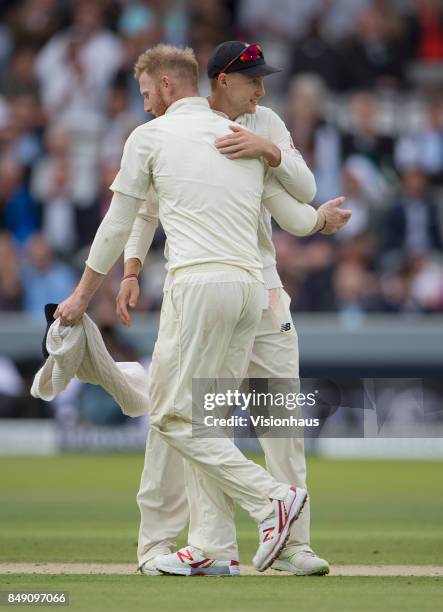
left=262, top=176, right=351, bottom=236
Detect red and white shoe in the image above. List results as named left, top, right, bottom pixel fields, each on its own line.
left=154, top=546, right=240, bottom=577
left=253, top=486, right=308, bottom=572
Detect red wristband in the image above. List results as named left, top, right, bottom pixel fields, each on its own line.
left=122, top=273, right=139, bottom=282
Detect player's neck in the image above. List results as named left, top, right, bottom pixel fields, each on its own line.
left=168, top=88, right=200, bottom=107
left=207, top=94, right=239, bottom=121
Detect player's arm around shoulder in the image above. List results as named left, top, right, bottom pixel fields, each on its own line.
left=215, top=105, right=316, bottom=204
left=258, top=105, right=316, bottom=204
left=214, top=119, right=279, bottom=166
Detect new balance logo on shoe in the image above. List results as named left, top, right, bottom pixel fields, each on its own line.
left=155, top=547, right=241, bottom=576
left=177, top=548, right=193, bottom=563
left=253, top=486, right=308, bottom=572
left=280, top=322, right=291, bottom=332
left=263, top=527, right=274, bottom=542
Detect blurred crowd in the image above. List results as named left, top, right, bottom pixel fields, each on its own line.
left=0, top=0, right=443, bottom=324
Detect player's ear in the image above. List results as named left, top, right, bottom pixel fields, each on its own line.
left=161, top=75, right=170, bottom=89
left=218, top=73, right=228, bottom=89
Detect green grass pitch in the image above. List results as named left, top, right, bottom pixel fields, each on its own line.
left=0, top=454, right=442, bottom=611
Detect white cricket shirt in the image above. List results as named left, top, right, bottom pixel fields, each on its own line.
left=124, top=103, right=317, bottom=289
left=111, top=97, right=278, bottom=281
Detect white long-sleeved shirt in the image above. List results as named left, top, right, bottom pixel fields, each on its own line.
left=86, top=97, right=318, bottom=278
left=124, top=103, right=317, bottom=289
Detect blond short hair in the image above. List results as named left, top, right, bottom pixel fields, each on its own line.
left=134, top=44, right=198, bottom=87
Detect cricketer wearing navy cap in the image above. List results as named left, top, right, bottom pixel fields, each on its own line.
left=207, top=41, right=281, bottom=78
left=123, top=42, right=348, bottom=579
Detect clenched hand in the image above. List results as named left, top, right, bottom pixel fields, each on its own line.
left=54, top=292, right=88, bottom=327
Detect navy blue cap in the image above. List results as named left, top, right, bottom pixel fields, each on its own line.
left=207, top=41, right=281, bottom=78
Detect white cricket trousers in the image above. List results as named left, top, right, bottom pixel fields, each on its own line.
left=139, top=264, right=291, bottom=562
left=137, top=285, right=310, bottom=565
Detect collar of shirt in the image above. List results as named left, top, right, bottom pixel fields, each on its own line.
left=206, top=98, right=248, bottom=123
left=165, top=96, right=211, bottom=115
left=209, top=107, right=229, bottom=120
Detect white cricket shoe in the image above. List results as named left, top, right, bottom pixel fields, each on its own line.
left=139, top=557, right=162, bottom=576
left=155, top=546, right=240, bottom=576
left=272, top=550, right=330, bottom=575
left=253, top=486, right=308, bottom=572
